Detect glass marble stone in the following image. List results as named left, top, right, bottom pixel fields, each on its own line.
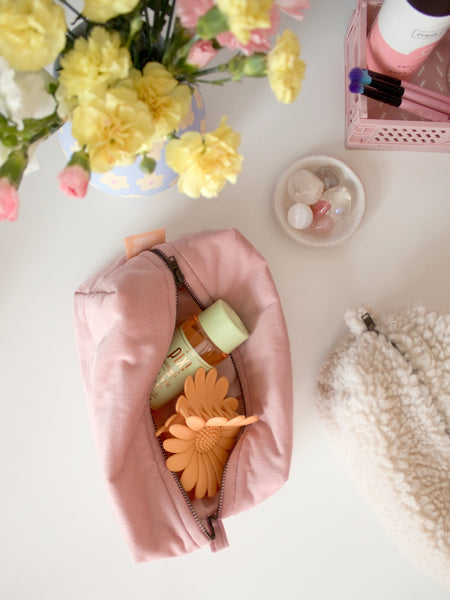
left=315, top=166, right=339, bottom=191
left=287, top=202, right=314, bottom=229
left=321, top=185, right=352, bottom=218
left=287, top=169, right=324, bottom=205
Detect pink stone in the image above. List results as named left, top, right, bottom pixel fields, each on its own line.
left=312, top=200, right=331, bottom=219
left=309, top=213, right=334, bottom=234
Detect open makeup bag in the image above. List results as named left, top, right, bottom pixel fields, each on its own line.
left=73, top=228, right=293, bottom=561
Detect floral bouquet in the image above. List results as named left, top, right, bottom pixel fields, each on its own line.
left=0, top=0, right=309, bottom=221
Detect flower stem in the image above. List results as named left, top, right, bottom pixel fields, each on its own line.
left=0, top=149, right=28, bottom=187
left=193, top=77, right=233, bottom=85
left=23, top=112, right=64, bottom=145
left=57, top=0, right=88, bottom=22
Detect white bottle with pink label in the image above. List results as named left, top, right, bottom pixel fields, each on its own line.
left=366, top=0, right=450, bottom=80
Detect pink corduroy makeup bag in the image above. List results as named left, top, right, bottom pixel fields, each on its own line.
left=73, top=228, right=293, bottom=561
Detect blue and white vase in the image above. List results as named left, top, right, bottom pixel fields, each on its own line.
left=58, top=88, right=206, bottom=197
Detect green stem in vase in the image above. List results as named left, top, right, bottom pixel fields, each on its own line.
left=194, top=77, right=233, bottom=85
left=57, top=0, right=88, bottom=22
left=152, top=0, right=161, bottom=39
left=161, top=0, right=177, bottom=58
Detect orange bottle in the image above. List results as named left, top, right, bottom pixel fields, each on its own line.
left=150, top=299, right=249, bottom=409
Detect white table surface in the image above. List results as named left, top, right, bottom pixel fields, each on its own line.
left=1, top=2, right=449, bottom=598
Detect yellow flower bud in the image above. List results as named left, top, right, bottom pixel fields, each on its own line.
left=267, top=29, right=305, bottom=104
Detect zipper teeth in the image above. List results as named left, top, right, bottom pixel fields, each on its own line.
left=150, top=247, right=249, bottom=532
left=149, top=247, right=214, bottom=540
left=150, top=248, right=247, bottom=540
left=214, top=352, right=246, bottom=520
left=150, top=248, right=180, bottom=315
left=153, top=425, right=215, bottom=540
left=179, top=272, right=205, bottom=310
left=150, top=248, right=206, bottom=310
left=361, top=312, right=450, bottom=437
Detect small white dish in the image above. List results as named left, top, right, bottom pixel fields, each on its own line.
left=273, top=155, right=366, bottom=247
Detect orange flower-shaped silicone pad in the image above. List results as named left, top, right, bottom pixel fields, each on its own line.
left=157, top=368, right=258, bottom=499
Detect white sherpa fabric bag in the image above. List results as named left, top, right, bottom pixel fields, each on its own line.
left=315, top=306, right=450, bottom=588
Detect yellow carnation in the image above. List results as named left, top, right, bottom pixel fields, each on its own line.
left=166, top=116, right=243, bottom=199
left=126, top=62, right=192, bottom=142
left=58, top=27, right=131, bottom=107
left=216, top=0, right=272, bottom=44
left=71, top=87, right=155, bottom=173
left=0, top=0, right=67, bottom=71
left=83, top=0, right=140, bottom=23
left=267, top=29, right=305, bottom=104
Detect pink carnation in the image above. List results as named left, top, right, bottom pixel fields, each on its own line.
left=217, top=30, right=272, bottom=56
left=276, top=0, right=310, bottom=20
left=217, top=6, right=280, bottom=56
left=0, top=178, right=19, bottom=222
left=57, top=165, right=89, bottom=198
left=187, top=40, right=219, bottom=68
left=177, top=0, right=214, bottom=28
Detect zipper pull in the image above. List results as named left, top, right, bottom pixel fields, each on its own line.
left=208, top=516, right=229, bottom=553
left=166, top=255, right=186, bottom=288
left=361, top=312, right=377, bottom=332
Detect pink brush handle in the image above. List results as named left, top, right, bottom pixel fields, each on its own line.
left=403, top=81, right=450, bottom=109
left=403, top=87, right=450, bottom=116
left=400, top=97, right=450, bottom=122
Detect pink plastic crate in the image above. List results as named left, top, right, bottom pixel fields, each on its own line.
left=345, top=0, right=450, bottom=152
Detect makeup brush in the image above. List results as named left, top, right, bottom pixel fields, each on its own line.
left=349, top=67, right=450, bottom=115
left=348, top=82, right=450, bottom=122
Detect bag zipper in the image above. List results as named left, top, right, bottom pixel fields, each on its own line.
left=361, top=312, right=450, bottom=437
left=149, top=248, right=247, bottom=541
left=151, top=248, right=205, bottom=309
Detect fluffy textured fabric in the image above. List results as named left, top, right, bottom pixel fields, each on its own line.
left=315, top=306, right=450, bottom=587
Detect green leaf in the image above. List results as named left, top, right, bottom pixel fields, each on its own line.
left=196, top=6, right=229, bottom=40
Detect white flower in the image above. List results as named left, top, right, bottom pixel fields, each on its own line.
left=14, top=70, right=57, bottom=121
left=0, top=57, right=22, bottom=128
left=0, top=57, right=57, bottom=130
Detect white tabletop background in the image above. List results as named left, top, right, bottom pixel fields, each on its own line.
left=1, top=1, right=449, bottom=598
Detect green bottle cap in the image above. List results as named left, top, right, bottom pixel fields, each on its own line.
left=198, top=299, right=249, bottom=354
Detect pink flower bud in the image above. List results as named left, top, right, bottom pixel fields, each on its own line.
left=57, top=164, right=90, bottom=198
left=177, top=0, right=213, bottom=28
left=0, top=178, right=19, bottom=222
left=187, top=40, right=218, bottom=68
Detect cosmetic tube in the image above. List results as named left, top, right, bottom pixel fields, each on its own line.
left=150, top=299, right=249, bottom=408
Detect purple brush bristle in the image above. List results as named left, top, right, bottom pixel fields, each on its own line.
left=349, top=67, right=372, bottom=85
left=349, top=81, right=364, bottom=94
